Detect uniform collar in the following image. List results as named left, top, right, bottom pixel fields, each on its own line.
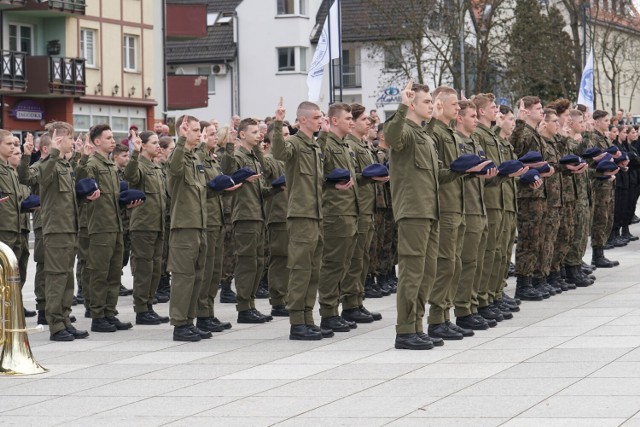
left=328, top=131, right=349, bottom=147
left=94, top=152, right=115, bottom=165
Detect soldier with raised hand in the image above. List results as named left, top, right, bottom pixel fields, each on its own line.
left=272, top=98, right=332, bottom=341
left=384, top=80, right=491, bottom=350
left=124, top=129, right=169, bottom=326
left=35, top=124, right=92, bottom=341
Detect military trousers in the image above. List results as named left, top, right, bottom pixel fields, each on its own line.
left=198, top=225, right=224, bottom=318
left=18, top=231, right=29, bottom=289
left=396, top=218, right=439, bottom=334
left=535, top=206, right=561, bottom=277
left=43, top=233, right=76, bottom=334
left=565, top=200, right=591, bottom=266
left=286, top=218, right=323, bottom=326
left=267, top=222, right=288, bottom=308
left=515, top=198, right=546, bottom=277
left=131, top=230, right=164, bottom=313
left=343, top=214, right=374, bottom=310
left=77, top=226, right=90, bottom=309
left=318, top=215, right=358, bottom=318
left=455, top=214, right=488, bottom=317
left=221, top=212, right=236, bottom=284
left=591, top=186, right=613, bottom=247
left=33, top=227, right=46, bottom=311
left=495, top=210, right=517, bottom=300
left=87, top=232, right=124, bottom=319
left=168, top=228, right=206, bottom=326
left=368, top=210, right=385, bottom=277
left=428, top=212, right=465, bottom=325
left=232, top=220, right=265, bottom=312
left=551, top=201, right=575, bottom=272
left=0, top=230, right=19, bottom=262
left=478, top=208, right=503, bottom=308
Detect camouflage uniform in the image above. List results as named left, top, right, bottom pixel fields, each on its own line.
left=565, top=136, right=591, bottom=266
left=589, top=130, right=615, bottom=248
left=117, top=168, right=133, bottom=273
left=551, top=135, right=576, bottom=273
left=368, top=147, right=392, bottom=278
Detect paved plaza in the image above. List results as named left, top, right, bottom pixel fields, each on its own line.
left=4, top=234, right=640, bottom=426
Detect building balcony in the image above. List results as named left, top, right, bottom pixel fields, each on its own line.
left=333, top=63, right=362, bottom=89
left=0, top=0, right=27, bottom=10
left=15, top=0, right=85, bottom=15
left=166, top=2, right=207, bottom=40
left=26, top=56, right=85, bottom=96
left=0, top=51, right=27, bottom=93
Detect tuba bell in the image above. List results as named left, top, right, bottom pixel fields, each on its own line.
left=0, top=240, right=47, bottom=375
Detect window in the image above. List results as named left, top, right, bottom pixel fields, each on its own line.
left=384, top=46, right=402, bottom=70
left=299, top=0, right=307, bottom=15
left=277, top=0, right=307, bottom=16
left=9, top=24, right=33, bottom=55
left=197, top=66, right=216, bottom=93
left=299, top=47, right=307, bottom=72
left=80, top=28, right=96, bottom=67
left=207, top=12, right=218, bottom=26
left=123, top=34, right=138, bottom=72
left=278, top=47, right=295, bottom=71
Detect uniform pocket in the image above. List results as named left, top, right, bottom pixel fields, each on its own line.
left=414, top=140, right=434, bottom=170
left=299, top=147, right=316, bottom=175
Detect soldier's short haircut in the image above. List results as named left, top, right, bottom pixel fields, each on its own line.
left=548, top=98, right=571, bottom=115
left=45, top=121, right=74, bottom=138
left=411, top=83, right=430, bottom=95
left=113, top=143, right=129, bottom=156
left=158, top=136, right=174, bottom=149
left=499, top=105, right=513, bottom=115
left=296, top=101, right=320, bottom=119
left=543, top=108, right=557, bottom=121
left=0, top=129, right=13, bottom=144
left=521, top=96, right=541, bottom=109
left=575, top=103, right=587, bottom=113
left=238, top=118, right=258, bottom=134
left=568, top=109, right=583, bottom=120
left=139, top=130, right=155, bottom=144
left=432, top=86, right=457, bottom=102
left=593, top=110, right=609, bottom=121
left=200, top=120, right=212, bottom=133
left=350, top=103, right=366, bottom=121
left=458, top=100, right=476, bottom=116
left=176, top=115, right=199, bottom=126
left=39, top=133, right=52, bottom=149
left=328, top=103, right=351, bottom=119
left=471, top=93, right=495, bottom=112
left=90, top=124, right=111, bottom=143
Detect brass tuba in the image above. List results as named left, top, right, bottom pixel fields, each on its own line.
left=0, top=241, right=47, bottom=375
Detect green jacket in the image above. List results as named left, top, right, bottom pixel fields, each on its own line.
left=195, top=145, right=225, bottom=228
left=167, top=136, right=207, bottom=230
left=568, top=136, right=591, bottom=204
left=76, top=152, right=122, bottom=234
left=124, top=151, right=167, bottom=232
left=511, top=120, right=545, bottom=199
left=319, top=131, right=359, bottom=217
left=260, top=153, right=287, bottom=224
left=17, top=156, right=43, bottom=229
left=221, top=144, right=267, bottom=223
left=555, top=135, right=577, bottom=202
left=38, top=148, right=78, bottom=235
left=345, top=134, right=376, bottom=216
left=271, top=121, right=324, bottom=220
left=373, top=147, right=391, bottom=209
left=0, top=161, right=21, bottom=234
left=457, top=132, right=486, bottom=216
left=474, top=123, right=505, bottom=210
left=541, top=136, right=562, bottom=208
left=383, top=104, right=461, bottom=221
left=427, top=118, right=465, bottom=214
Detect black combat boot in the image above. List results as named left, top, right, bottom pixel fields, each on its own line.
left=364, top=275, right=382, bottom=299
left=565, top=265, right=590, bottom=287
left=219, top=280, right=237, bottom=303
left=515, top=275, right=544, bottom=301
left=622, top=225, right=639, bottom=241
left=591, top=247, right=618, bottom=268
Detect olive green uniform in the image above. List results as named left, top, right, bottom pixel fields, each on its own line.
left=38, top=148, right=79, bottom=334
left=167, top=136, right=208, bottom=326
left=384, top=104, right=462, bottom=334
left=17, top=184, right=30, bottom=290
left=344, top=134, right=377, bottom=309
left=0, top=161, right=21, bottom=254
left=124, top=150, right=167, bottom=313
left=221, top=144, right=268, bottom=312
left=76, top=152, right=123, bottom=319
left=317, top=131, right=359, bottom=319
left=195, top=145, right=225, bottom=318
left=271, top=121, right=324, bottom=326
left=427, top=119, right=466, bottom=325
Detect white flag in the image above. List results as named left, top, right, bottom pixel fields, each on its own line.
left=577, top=48, right=594, bottom=112
left=307, top=0, right=340, bottom=102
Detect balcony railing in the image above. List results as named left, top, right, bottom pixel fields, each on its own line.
left=0, top=51, right=27, bottom=92
left=0, top=0, right=27, bottom=8
left=26, top=56, right=85, bottom=96
left=16, top=0, right=85, bottom=15
left=333, top=63, right=362, bottom=89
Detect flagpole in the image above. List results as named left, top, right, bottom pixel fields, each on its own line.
left=327, top=0, right=334, bottom=104
left=336, top=0, right=343, bottom=102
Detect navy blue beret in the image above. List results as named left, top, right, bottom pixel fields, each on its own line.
left=450, top=154, right=483, bottom=172
left=535, top=163, right=551, bottom=174
left=559, top=154, right=584, bottom=165
left=518, top=151, right=544, bottom=164
left=606, top=146, right=620, bottom=154
left=75, top=178, right=99, bottom=199
left=362, top=163, right=389, bottom=178
left=614, top=152, right=629, bottom=163
left=326, top=168, right=351, bottom=182
left=231, top=167, right=256, bottom=184
left=582, top=147, right=603, bottom=158
left=120, top=180, right=128, bottom=192
left=21, top=194, right=40, bottom=211
left=208, top=175, right=236, bottom=192
left=520, top=169, right=542, bottom=184
left=475, top=161, right=497, bottom=175
left=271, top=175, right=286, bottom=187
left=497, top=160, right=525, bottom=176
left=119, top=189, right=146, bottom=206
left=596, top=157, right=619, bottom=172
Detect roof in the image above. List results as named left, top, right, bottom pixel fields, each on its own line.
left=166, top=0, right=242, bottom=64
